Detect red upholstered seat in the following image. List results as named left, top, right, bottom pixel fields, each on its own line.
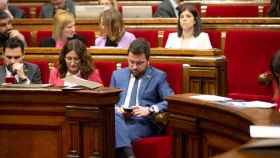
left=19, top=30, right=32, bottom=46
left=152, top=4, right=158, bottom=15
left=76, top=31, right=95, bottom=47
left=94, top=61, right=116, bottom=87
left=263, top=5, right=271, bottom=17
left=127, top=29, right=158, bottom=48
left=36, top=30, right=52, bottom=47
left=29, top=60, right=49, bottom=84
left=224, top=30, right=280, bottom=102
left=35, top=5, right=42, bottom=18
left=205, top=5, right=259, bottom=17
left=162, top=29, right=221, bottom=48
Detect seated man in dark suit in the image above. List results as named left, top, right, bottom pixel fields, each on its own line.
left=154, top=0, right=183, bottom=18
left=110, top=38, right=174, bottom=158
left=0, top=37, right=42, bottom=84
left=40, top=0, right=75, bottom=18
left=0, top=11, right=26, bottom=46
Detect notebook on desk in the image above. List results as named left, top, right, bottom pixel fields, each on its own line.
left=76, top=5, right=105, bottom=19
left=122, top=6, right=153, bottom=18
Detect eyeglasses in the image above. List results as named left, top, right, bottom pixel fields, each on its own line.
left=65, top=57, right=80, bottom=63
left=4, top=55, right=22, bottom=60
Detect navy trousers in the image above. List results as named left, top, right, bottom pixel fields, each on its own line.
left=115, top=112, right=154, bottom=148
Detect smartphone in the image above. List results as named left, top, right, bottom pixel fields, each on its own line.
left=123, top=107, right=133, bottom=113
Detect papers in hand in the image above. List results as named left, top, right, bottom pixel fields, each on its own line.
left=63, top=75, right=102, bottom=89
left=250, top=125, right=280, bottom=138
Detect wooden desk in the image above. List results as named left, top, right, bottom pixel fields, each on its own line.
left=166, top=93, right=280, bottom=158
left=0, top=87, right=121, bottom=158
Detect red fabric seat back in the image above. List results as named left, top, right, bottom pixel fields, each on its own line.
left=19, top=30, right=32, bottom=46
left=162, top=29, right=221, bottom=48
left=205, top=5, right=259, bottom=17
left=127, top=29, right=158, bottom=48
left=94, top=61, right=116, bottom=87
left=29, top=60, right=49, bottom=84
left=35, top=5, right=42, bottom=18
left=36, top=30, right=52, bottom=47
left=152, top=4, right=158, bottom=15
left=224, top=30, right=280, bottom=101
left=121, top=62, right=182, bottom=94
left=263, top=5, right=271, bottom=17
left=76, top=31, right=95, bottom=47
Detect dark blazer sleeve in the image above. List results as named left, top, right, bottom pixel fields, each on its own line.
left=23, top=62, right=42, bottom=84
left=153, top=0, right=176, bottom=18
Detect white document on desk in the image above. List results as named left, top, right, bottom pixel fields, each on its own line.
left=250, top=125, right=280, bottom=138
left=190, top=95, right=232, bottom=102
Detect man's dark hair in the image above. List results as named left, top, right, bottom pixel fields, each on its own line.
left=3, top=37, right=25, bottom=54
left=128, top=38, right=150, bottom=60
left=0, top=11, right=10, bottom=20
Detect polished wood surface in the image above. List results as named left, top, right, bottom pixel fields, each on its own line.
left=18, top=47, right=226, bottom=96
left=166, top=93, right=280, bottom=158
left=0, top=87, right=121, bottom=158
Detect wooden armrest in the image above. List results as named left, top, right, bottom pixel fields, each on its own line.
left=258, top=71, right=273, bottom=86
left=154, top=112, right=169, bottom=126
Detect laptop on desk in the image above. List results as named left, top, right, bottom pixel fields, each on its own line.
left=76, top=5, right=105, bottom=19
left=122, top=6, right=153, bottom=18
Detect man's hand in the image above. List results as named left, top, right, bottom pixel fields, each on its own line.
left=132, top=106, right=150, bottom=117
left=12, top=63, right=27, bottom=80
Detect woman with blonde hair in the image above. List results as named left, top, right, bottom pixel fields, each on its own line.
left=40, top=9, right=84, bottom=48
left=94, top=9, right=135, bottom=48
left=98, top=0, right=118, bottom=10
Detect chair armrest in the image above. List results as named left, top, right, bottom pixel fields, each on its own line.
left=258, top=71, right=273, bottom=86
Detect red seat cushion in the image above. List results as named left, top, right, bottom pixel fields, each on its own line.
left=94, top=61, right=116, bottom=87
left=224, top=30, right=280, bottom=101
left=133, top=136, right=172, bottom=158
left=205, top=5, right=259, bottom=17
left=127, top=29, right=158, bottom=48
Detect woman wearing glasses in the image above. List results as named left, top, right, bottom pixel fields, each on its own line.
left=49, top=39, right=103, bottom=86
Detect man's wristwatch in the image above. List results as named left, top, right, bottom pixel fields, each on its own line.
left=148, top=106, right=155, bottom=113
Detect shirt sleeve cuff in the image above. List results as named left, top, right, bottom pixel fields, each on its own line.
left=152, top=105, right=160, bottom=113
